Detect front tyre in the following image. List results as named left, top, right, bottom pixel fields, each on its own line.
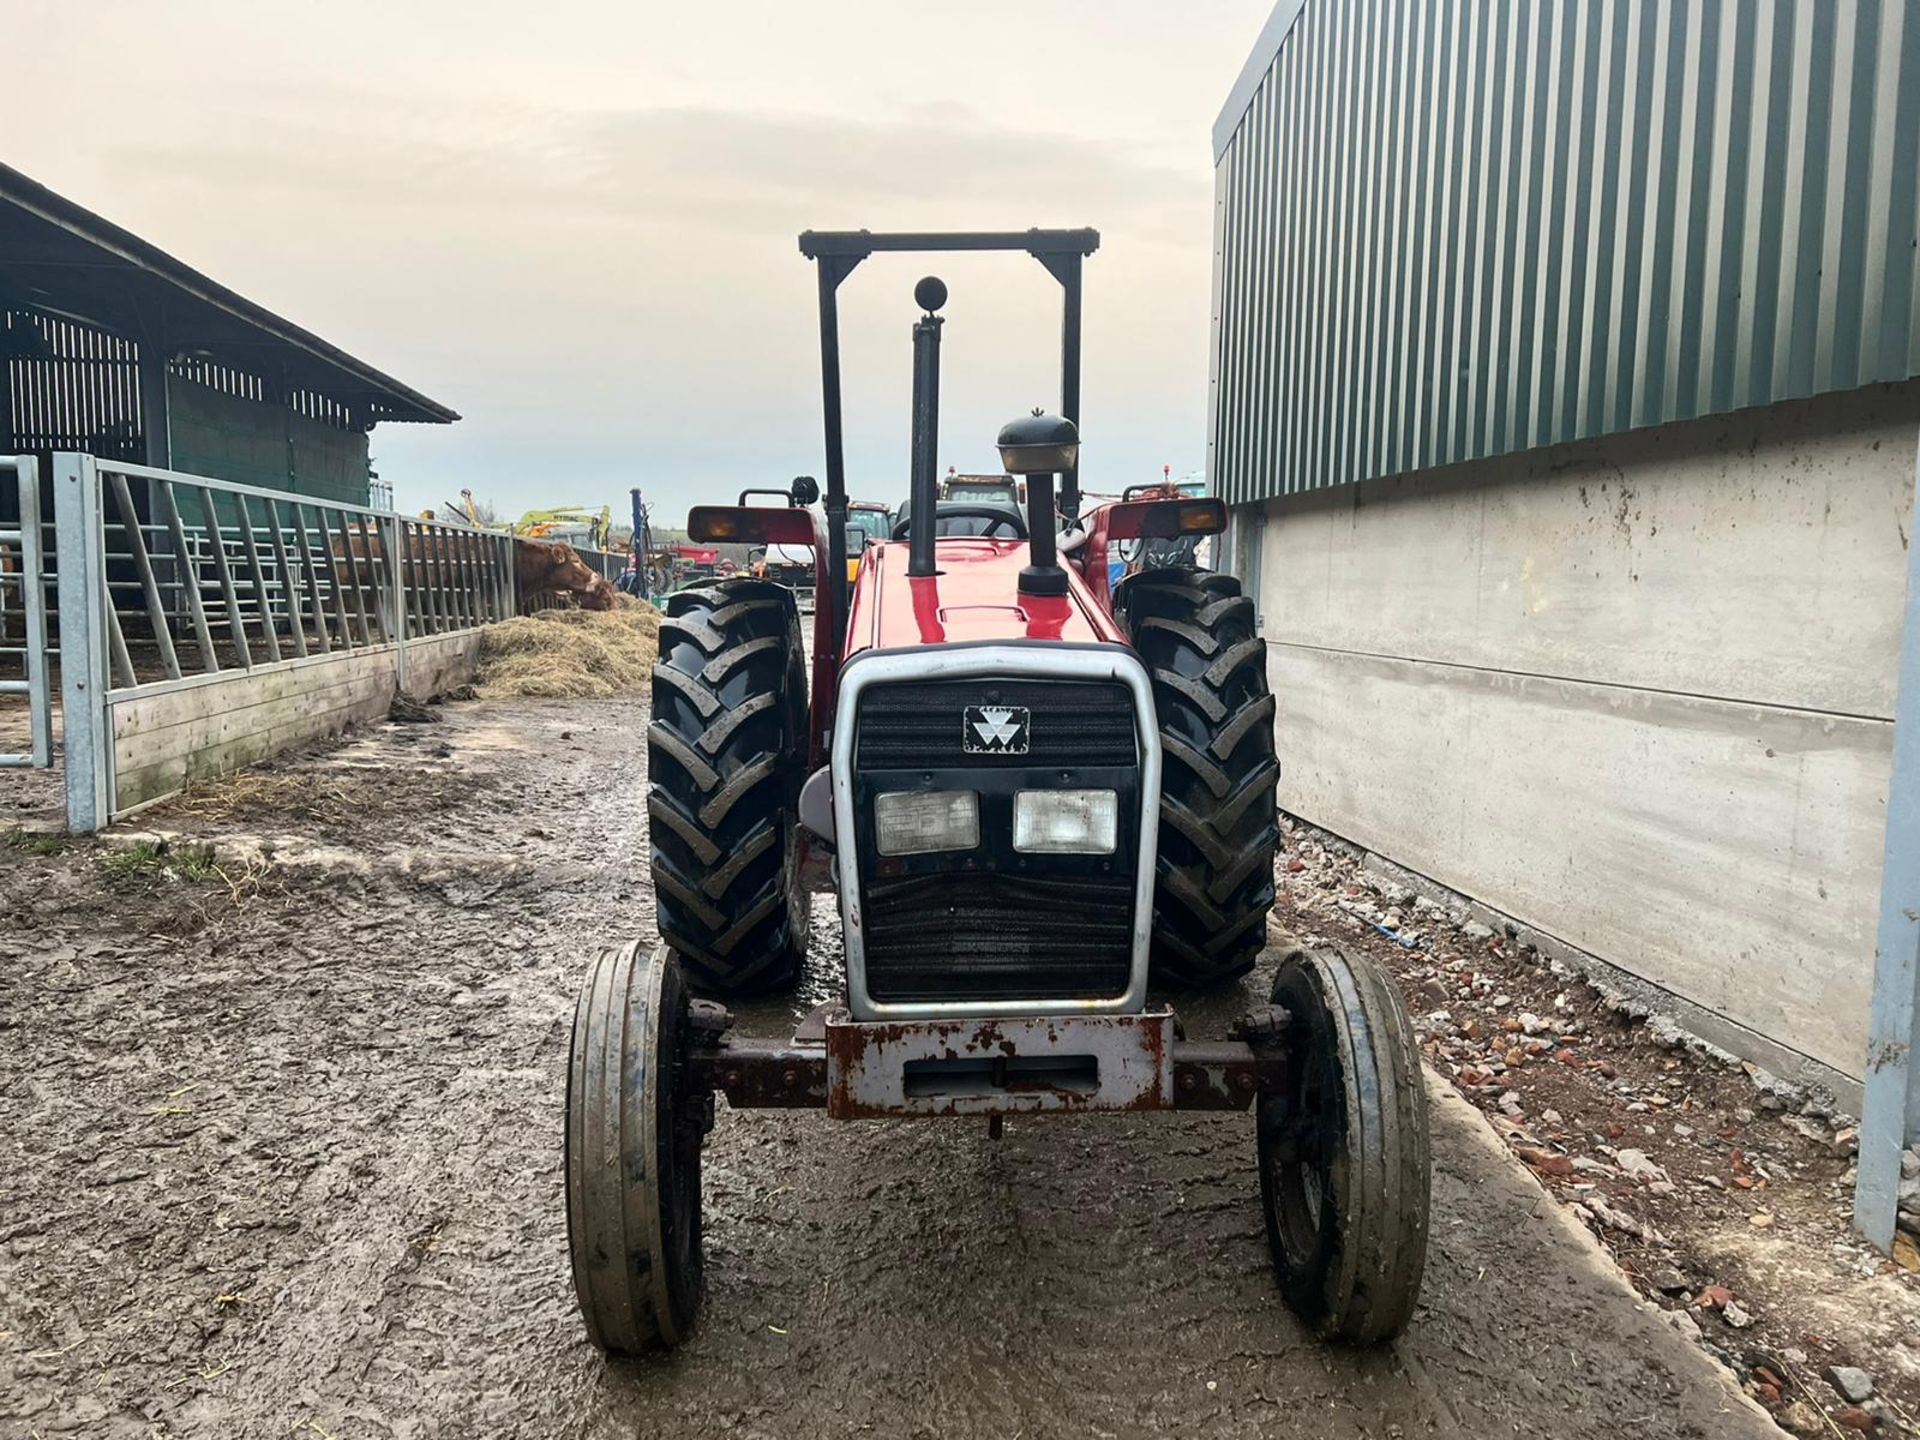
left=1116, top=567, right=1279, bottom=989
left=565, top=941, right=706, bottom=1354
left=1259, top=945, right=1431, bottom=1344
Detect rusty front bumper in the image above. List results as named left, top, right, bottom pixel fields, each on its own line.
left=692, top=1006, right=1283, bottom=1118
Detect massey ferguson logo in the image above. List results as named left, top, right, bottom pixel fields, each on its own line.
left=963, top=704, right=1030, bottom=755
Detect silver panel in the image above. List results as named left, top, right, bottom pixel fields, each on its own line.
left=830, top=643, right=1162, bottom=1023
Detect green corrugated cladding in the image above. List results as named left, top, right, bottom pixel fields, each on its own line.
left=167, top=374, right=370, bottom=511
left=1208, top=0, right=1920, bottom=506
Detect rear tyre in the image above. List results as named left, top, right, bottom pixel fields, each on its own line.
left=1259, top=945, right=1430, bottom=1344
left=649, top=578, right=808, bottom=995
left=1116, top=567, right=1279, bottom=989
left=566, top=941, right=706, bottom=1354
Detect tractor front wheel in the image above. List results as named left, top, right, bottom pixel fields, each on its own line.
left=1258, top=944, right=1431, bottom=1344
left=1117, top=567, right=1279, bottom=989
left=565, top=940, right=706, bottom=1354
left=649, top=578, right=808, bottom=995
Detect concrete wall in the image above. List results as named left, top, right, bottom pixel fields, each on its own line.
left=1252, top=380, right=1920, bottom=1090
left=109, top=631, right=481, bottom=815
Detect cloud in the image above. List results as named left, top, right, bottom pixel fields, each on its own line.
left=84, top=83, right=1216, bottom=520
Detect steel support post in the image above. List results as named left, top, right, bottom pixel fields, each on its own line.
left=386, top=512, right=408, bottom=689
left=52, top=453, right=110, bottom=831
left=1856, top=427, right=1920, bottom=1251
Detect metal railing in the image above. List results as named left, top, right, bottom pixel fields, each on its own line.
left=0, top=455, right=52, bottom=768
left=570, top=543, right=625, bottom=583
left=83, top=458, right=515, bottom=693
left=15, top=451, right=636, bottom=829
left=48, top=454, right=522, bottom=829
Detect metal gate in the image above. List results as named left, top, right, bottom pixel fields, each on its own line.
left=0, top=455, right=52, bottom=768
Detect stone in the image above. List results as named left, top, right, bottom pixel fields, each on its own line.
left=1616, top=1149, right=1670, bottom=1183
left=1892, top=1232, right=1920, bottom=1272
left=1516, top=1146, right=1574, bottom=1179
left=1901, top=1148, right=1919, bottom=1181
left=1723, top=1301, right=1755, bottom=1328
left=1785, top=1116, right=1831, bottom=1145
left=1824, top=1366, right=1874, bottom=1404
left=1778, top=1401, right=1825, bottom=1436
left=1650, top=1268, right=1691, bottom=1295
left=1835, top=1408, right=1874, bottom=1434
left=1665, top=1308, right=1703, bottom=1342
left=1462, top=921, right=1496, bottom=942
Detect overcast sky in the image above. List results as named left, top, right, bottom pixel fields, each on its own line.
left=6, top=1, right=1269, bottom=525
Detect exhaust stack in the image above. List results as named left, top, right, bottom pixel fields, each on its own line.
left=907, top=276, right=946, bottom=578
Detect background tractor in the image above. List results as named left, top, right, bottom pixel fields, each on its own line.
left=566, top=229, right=1431, bottom=1357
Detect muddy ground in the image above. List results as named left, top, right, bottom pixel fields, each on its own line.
left=2, top=697, right=1773, bottom=1438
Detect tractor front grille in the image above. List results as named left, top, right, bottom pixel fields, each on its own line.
left=861, top=873, right=1134, bottom=1002
left=855, top=679, right=1136, bottom=769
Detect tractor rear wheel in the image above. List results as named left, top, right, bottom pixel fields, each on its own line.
left=566, top=941, right=706, bottom=1354
left=649, top=578, right=808, bottom=995
left=1259, top=945, right=1430, bottom=1344
left=1117, top=567, right=1279, bottom=989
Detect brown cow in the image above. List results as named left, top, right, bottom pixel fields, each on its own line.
left=517, top=539, right=616, bottom=612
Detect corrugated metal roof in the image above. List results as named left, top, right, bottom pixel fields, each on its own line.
left=0, top=162, right=459, bottom=425
left=1209, top=0, right=1920, bottom=506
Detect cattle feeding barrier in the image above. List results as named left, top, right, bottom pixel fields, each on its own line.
left=16, top=452, right=540, bottom=830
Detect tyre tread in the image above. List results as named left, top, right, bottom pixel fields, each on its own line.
left=649, top=578, right=806, bottom=995
left=1118, top=566, right=1280, bottom=988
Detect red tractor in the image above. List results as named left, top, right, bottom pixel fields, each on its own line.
left=566, top=230, right=1431, bottom=1353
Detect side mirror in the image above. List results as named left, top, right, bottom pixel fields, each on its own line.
left=790, top=474, right=821, bottom=506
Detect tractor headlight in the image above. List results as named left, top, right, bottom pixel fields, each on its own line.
left=874, top=790, right=980, bottom=856
left=1013, top=789, right=1118, bottom=855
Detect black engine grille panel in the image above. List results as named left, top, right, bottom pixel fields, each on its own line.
left=856, top=679, right=1136, bottom=769
left=862, top=873, right=1134, bottom=1002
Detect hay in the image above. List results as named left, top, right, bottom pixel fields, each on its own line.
left=474, top=603, right=662, bottom=699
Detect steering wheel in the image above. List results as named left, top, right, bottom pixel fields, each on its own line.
left=890, top=505, right=1029, bottom=541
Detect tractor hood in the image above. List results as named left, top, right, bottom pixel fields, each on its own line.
left=843, top=538, right=1126, bottom=658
